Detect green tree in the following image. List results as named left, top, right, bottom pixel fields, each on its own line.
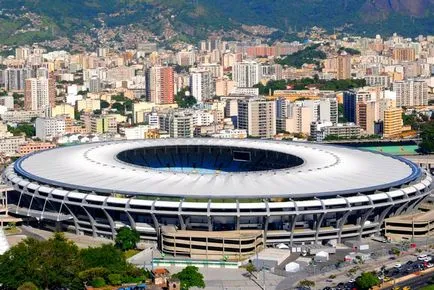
left=175, top=87, right=197, bottom=108
left=0, top=233, right=82, bottom=290
left=419, top=121, right=434, bottom=153
left=101, top=100, right=110, bottom=109
left=298, top=279, right=315, bottom=288
left=172, top=266, right=205, bottom=290
left=245, top=262, right=256, bottom=277
left=90, top=277, right=106, bottom=288
left=112, top=102, right=125, bottom=112
left=107, top=273, right=122, bottom=285
left=8, top=123, right=35, bottom=137
left=81, top=244, right=128, bottom=273
left=115, top=227, right=140, bottom=251
left=355, top=272, right=380, bottom=290
left=17, top=282, right=39, bottom=290
left=38, top=233, right=82, bottom=289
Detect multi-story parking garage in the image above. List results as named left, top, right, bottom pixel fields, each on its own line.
left=2, top=139, right=433, bottom=260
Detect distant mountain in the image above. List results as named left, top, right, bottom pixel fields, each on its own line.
left=0, top=0, right=433, bottom=47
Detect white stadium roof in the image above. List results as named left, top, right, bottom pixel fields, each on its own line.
left=14, top=139, right=420, bottom=199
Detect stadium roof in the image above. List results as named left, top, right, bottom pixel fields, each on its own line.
left=14, top=139, right=420, bottom=199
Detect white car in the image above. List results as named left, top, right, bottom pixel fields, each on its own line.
left=394, top=263, right=402, bottom=269
left=418, top=254, right=428, bottom=261
left=427, top=263, right=434, bottom=268
left=423, top=256, right=432, bottom=262
left=348, top=279, right=356, bottom=283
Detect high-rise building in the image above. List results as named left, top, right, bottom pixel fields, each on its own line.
left=392, top=47, right=416, bottom=62
left=4, top=68, right=34, bottom=91
left=237, top=98, right=276, bottom=138
left=343, top=91, right=357, bottom=123
left=176, top=51, right=196, bottom=66
left=319, top=97, right=338, bottom=124
left=356, top=101, right=378, bottom=135
left=232, top=61, right=262, bottom=88
left=383, top=108, right=403, bottom=138
left=337, top=53, right=351, bottom=80
left=364, top=75, right=391, bottom=88
left=161, top=111, right=194, bottom=138
left=24, top=78, right=55, bottom=111
left=15, top=47, right=30, bottom=60
left=89, top=77, right=101, bottom=93
left=190, top=69, right=213, bottom=103
left=393, top=80, right=428, bottom=107
left=146, top=66, right=175, bottom=104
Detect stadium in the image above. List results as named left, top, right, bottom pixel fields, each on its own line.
left=2, top=139, right=433, bottom=260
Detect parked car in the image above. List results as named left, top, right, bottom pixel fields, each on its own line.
left=418, top=254, right=428, bottom=261
left=394, top=263, right=402, bottom=269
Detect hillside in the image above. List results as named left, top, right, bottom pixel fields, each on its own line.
left=0, top=0, right=433, bottom=47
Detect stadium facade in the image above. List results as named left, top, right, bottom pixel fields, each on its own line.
left=2, top=139, right=433, bottom=260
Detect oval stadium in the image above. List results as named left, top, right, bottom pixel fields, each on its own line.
left=2, top=139, right=433, bottom=260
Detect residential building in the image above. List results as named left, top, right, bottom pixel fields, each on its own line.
left=337, top=53, right=351, bottom=80
left=310, top=121, right=361, bottom=142
left=160, top=111, right=194, bottom=138
left=0, top=136, right=26, bottom=156
left=76, top=98, right=101, bottom=112
left=91, top=115, right=118, bottom=134
left=0, top=110, right=44, bottom=123
left=392, top=47, right=416, bottom=62
left=24, top=78, right=55, bottom=110
left=18, top=142, right=56, bottom=156
left=356, top=101, right=378, bottom=135
left=50, top=104, right=75, bottom=119
left=146, top=66, right=175, bottom=104
left=190, top=69, right=213, bottom=102
left=232, top=61, right=262, bottom=88
left=364, top=75, right=391, bottom=88
left=35, top=117, right=66, bottom=141
left=0, top=96, right=14, bottom=109
left=237, top=98, right=276, bottom=138
left=393, top=79, right=428, bottom=107
left=383, top=108, right=403, bottom=138
left=4, top=68, right=34, bottom=91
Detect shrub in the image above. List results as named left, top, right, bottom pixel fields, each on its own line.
left=90, top=277, right=106, bottom=288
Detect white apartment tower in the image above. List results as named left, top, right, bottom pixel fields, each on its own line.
left=393, top=79, right=428, bottom=107
left=24, top=78, right=55, bottom=111
left=232, top=61, right=262, bottom=88
left=190, top=69, right=213, bottom=102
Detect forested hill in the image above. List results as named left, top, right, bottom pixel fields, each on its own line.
left=0, top=0, right=433, bottom=46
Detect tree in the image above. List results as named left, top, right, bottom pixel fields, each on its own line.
left=172, top=266, right=205, bottom=290
left=101, top=100, right=110, bottom=109
left=107, top=273, right=122, bottom=285
left=419, top=121, right=434, bottom=153
left=80, top=244, right=127, bottom=273
left=245, top=262, right=257, bottom=277
left=115, top=227, right=140, bottom=251
left=355, top=272, right=380, bottom=290
left=175, top=87, right=197, bottom=108
left=17, top=282, right=38, bottom=290
left=0, top=233, right=82, bottom=290
left=298, top=279, right=315, bottom=288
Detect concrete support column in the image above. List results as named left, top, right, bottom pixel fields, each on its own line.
left=63, top=203, right=80, bottom=235
left=125, top=211, right=136, bottom=230
left=289, top=214, right=299, bottom=247
left=102, top=208, right=117, bottom=239
left=82, top=206, right=97, bottom=238
left=337, top=211, right=352, bottom=243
